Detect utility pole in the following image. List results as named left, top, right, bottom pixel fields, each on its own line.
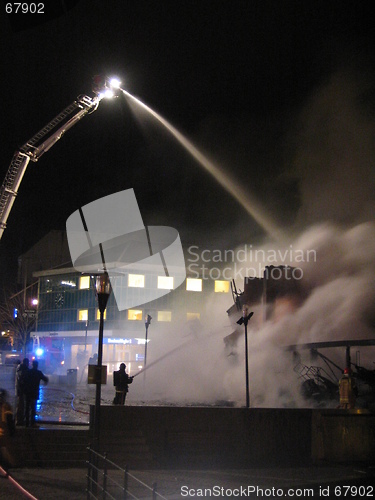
left=143, top=314, right=152, bottom=390
left=237, top=306, right=254, bottom=408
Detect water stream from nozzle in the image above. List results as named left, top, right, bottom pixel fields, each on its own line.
left=121, top=89, right=286, bottom=243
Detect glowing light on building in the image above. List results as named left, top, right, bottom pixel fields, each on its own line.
left=214, top=280, right=230, bottom=293
left=157, top=276, right=174, bottom=289
left=79, top=276, right=90, bottom=289
left=128, top=274, right=145, bottom=288
left=186, top=278, right=202, bottom=291
left=128, top=309, right=143, bottom=320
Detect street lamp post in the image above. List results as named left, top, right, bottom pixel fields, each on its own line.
left=84, top=320, right=89, bottom=351
left=94, top=272, right=111, bottom=445
left=144, top=314, right=152, bottom=369
left=143, top=314, right=152, bottom=390
left=237, top=306, right=254, bottom=408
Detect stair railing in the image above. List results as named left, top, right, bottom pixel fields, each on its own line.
left=86, top=445, right=167, bottom=500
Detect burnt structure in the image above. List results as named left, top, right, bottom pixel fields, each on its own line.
left=225, top=265, right=305, bottom=350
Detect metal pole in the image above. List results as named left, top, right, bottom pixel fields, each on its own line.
left=123, top=465, right=128, bottom=500
left=86, top=445, right=91, bottom=499
left=23, top=259, right=27, bottom=309
left=144, top=324, right=148, bottom=369
left=94, top=310, right=104, bottom=445
left=143, top=315, right=152, bottom=391
left=143, top=324, right=148, bottom=391
left=346, top=345, right=351, bottom=371
left=103, top=452, right=108, bottom=498
left=262, top=269, right=267, bottom=323
left=244, top=321, right=250, bottom=408
left=85, top=320, right=88, bottom=351
left=34, top=277, right=40, bottom=334
left=236, top=307, right=253, bottom=409
left=93, top=272, right=111, bottom=447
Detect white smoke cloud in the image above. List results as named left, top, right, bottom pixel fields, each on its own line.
left=130, top=66, right=375, bottom=409
left=129, top=221, right=375, bottom=409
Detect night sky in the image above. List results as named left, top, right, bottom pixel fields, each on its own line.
left=1, top=0, right=374, bottom=289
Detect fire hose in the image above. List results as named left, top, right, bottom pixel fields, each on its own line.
left=0, top=466, right=39, bottom=500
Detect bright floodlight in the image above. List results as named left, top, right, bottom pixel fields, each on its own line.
left=99, top=88, right=115, bottom=99
left=109, top=78, right=121, bottom=89
left=35, top=347, right=44, bottom=357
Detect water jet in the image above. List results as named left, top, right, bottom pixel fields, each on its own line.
left=121, top=89, right=286, bottom=243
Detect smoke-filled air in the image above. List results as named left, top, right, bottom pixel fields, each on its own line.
left=127, top=65, right=375, bottom=408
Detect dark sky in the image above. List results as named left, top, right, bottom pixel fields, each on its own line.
left=1, top=0, right=375, bottom=287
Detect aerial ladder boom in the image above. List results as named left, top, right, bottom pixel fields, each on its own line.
left=0, top=91, right=103, bottom=240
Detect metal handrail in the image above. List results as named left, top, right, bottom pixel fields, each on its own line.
left=86, top=445, right=168, bottom=500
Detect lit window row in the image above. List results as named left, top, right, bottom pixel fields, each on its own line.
left=101, top=274, right=229, bottom=292
left=78, top=309, right=106, bottom=321
left=79, top=276, right=90, bottom=289
left=129, top=275, right=205, bottom=291
left=127, top=274, right=176, bottom=289
left=78, top=275, right=230, bottom=293
left=77, top=309, right=200, bottom=322
left=185, top=278, right=230, bottom=292
left=128, top=310, right=200, bottom=322
left=127, top=310, right=174, bottom=322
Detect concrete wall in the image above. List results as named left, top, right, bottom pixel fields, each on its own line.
left=312, top=410, right=375, bottom=463
left=92, top=406, right=312, bottom=468
left=91, top=406, right=375, bottom=469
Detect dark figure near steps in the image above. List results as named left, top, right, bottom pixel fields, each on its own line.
left=113, top=363, right=133, bottom=405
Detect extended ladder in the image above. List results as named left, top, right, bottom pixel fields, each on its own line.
left=0, top=94, right=100, bottom=239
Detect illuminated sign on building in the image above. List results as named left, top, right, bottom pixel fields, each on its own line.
left=103, top=338, right=148, bottom=345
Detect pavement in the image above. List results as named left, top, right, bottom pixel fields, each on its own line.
left=1, top=463, right=375, bottom=499
left=1, top=376, right=375, bottom=498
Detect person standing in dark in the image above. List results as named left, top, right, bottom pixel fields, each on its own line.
left=15, top=358, right=29, bottom=426
left=24, top=360, right=48, bottom=427
left=0, top=388, right=15, bottom=437
left=88, top=353, right=98, bottom=365
left=112, top=363, right=133, bottom=405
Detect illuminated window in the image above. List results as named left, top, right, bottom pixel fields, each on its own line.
left=79, top=276, right=90, bottom=290
left=157, top=311, right=172, bottom=322
left=187, top=312, right=200, bottom=321
left=157, top=276, right=174, bottom=290
left=186, top=278, right=202, bottom=292
left=96, top=309, right=107, bottom=320
left=214, top=280, right=230, bottom=293
left=128, top=274, right=145, bottom=288
left=78, top=309, right=88, bottom=321
left=128, top=309, right=143, bottom=321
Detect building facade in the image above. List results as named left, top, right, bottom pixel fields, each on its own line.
left=33, top=265, right=231, bottom=376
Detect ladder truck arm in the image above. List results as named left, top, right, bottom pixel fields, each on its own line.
left=0, top=77, right=116, bottom=240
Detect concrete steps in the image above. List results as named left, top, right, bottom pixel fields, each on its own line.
left=7, top=427, right=90, bottom=468
left=6, top=425, right=156, bottom=470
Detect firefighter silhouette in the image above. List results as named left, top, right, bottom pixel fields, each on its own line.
left=0, top=389, right=15, bottom=437
left=0, top=389, right=15, bottom=467
left=339, top=368, right=357, bottom=409
left=112, top=363, right=133, bottom=405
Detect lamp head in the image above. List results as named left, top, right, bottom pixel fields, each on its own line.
left=95, top=272, right=111, bottom=313
left=93, top=74, right=122, bottom=99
